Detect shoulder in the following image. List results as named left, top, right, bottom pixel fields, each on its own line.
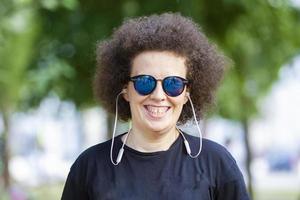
left=78, top=139, right=111, bottom=160
left=184, top=133, right=245, bottom=185
left=68, top=137, right=114, bottom=175
left=72, top=138, right=113, bottom=169
left=184, top=133, right=235, bottom=163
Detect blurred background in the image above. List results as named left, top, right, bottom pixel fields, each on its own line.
left=0, top=0, right=300, bottom=199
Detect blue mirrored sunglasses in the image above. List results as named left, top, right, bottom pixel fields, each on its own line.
left=130, top=75, right=189, bottom=97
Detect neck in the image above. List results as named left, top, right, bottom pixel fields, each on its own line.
left=124, top=126, right=179, bottom=152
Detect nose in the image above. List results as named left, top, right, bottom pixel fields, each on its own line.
left=150, top=81, right=166, bottom=101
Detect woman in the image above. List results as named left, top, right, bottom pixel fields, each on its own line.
left=62, top=13, right=250, bottom=200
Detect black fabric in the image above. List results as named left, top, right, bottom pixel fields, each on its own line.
left=61, top=132, right=250, bottom=200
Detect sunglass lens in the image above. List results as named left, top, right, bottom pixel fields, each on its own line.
left=134, top=75, right=156, bottom=95
left=163, top=77, right=185, bottom=97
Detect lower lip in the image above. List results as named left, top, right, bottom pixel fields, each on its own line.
left=143, top=106, right=170, bottom=120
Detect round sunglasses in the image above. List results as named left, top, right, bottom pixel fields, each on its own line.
left=130, top=75, right=189, bottom=97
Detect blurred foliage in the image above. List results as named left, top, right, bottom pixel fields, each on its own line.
left=0, top=1, right=42, bottom=188
left=0, top=0, right=40, bottom=112
left=215, top=0, right=300, bottom=121
left=1, top=0, right=299, bottom=116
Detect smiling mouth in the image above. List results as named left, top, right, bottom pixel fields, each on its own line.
left=144, top=105, right=170, bottom=118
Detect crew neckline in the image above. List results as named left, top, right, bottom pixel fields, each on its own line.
left=116, top=132, right=183, bottom=157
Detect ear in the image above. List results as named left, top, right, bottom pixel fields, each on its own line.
left=184, top=91, right=190, bottom=104
left=122, top=86, right=129, bottom=102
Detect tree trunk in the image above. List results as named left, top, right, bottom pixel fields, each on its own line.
left=242, top=119, right=253, bottom=199
left=202, top=118, right=208, bottom=138
left=107, top=113, right=114, bottom=139
left=1, top=109, right=11, bottom=189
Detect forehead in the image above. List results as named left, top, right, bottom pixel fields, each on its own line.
left=131, top=51, right=187, bottom=78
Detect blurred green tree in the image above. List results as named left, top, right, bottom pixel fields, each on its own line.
left=0, top=0, right=41, bottom=189
left=0, top=0, right=78, bottom=190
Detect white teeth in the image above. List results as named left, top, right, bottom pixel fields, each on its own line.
left=146, top=106, right=169, bottom=117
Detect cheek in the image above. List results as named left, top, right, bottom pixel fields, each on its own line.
left=127, top=92, right=146, bottom=104
left=125, top=86, right=138, bottom=102
left=169, top=96, right=186, bottom=108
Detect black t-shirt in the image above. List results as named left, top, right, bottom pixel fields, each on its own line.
left=61, top=132, right=250, bottom=200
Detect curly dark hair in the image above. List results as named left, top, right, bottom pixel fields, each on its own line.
left=94, top=13, right=226, bottom=124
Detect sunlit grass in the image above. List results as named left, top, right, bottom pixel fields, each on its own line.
left=254, top=189, right=300, bottom=200
left=0, top=183, right=64, bottom=200
left=28, top=183, right=64, bottom=200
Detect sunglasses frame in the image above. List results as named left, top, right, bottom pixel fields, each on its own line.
left=129, top=74, right=189, bottom=97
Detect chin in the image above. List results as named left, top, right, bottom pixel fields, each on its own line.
left=145, top=121, right=174, bottom=134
